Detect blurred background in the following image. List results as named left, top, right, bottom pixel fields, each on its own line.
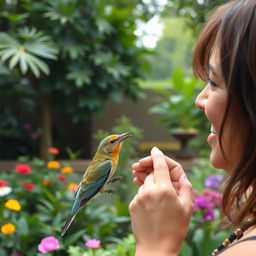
left=0, top=0, right=228, bottom=161
left=0, top=1, right=230, bottom=256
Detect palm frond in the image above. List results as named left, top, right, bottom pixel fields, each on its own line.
left=0, top=28, right=58, bottom=78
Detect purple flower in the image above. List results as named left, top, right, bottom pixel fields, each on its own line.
left=38, top=236, right=59, bottom=254
left=202, top=189, right=222, bottom=207
left=194, top=196, right=212, bottom=210
left=193, top=195, right=216, bottom=222
left=204, top=174, right=223, bottom=190
left=201, top=207, right=215, bottom=222
left=85, top=239, right=101, bottom=249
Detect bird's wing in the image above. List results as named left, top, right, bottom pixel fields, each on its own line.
left=83, top=159, right=112, bottom=184
left=74, top=160, right=112, bottom=207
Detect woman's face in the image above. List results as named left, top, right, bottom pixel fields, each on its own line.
left=195, top=47, right=248, bottom=171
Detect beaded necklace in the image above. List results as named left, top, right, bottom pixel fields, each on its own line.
left=210, top=226, right=248, bottom=255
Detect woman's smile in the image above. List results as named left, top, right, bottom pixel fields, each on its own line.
left=195, top=46, right=248, bottom=171
left=207, top=125, right=217, bottom=144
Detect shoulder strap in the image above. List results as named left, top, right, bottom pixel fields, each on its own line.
left=236, top=236, right=256, bottom=243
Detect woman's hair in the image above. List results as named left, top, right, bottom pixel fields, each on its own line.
left=193, top=0, right=256, bottom=229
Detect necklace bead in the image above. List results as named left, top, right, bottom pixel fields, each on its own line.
left=210, top=227, right=248, bottom=255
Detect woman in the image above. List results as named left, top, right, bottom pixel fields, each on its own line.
left=129, top=0, right=256, bottom=255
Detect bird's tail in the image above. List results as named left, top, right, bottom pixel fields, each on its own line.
left=61, top=212, right=78, bottom=236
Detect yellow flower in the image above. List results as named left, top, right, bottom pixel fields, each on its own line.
left=4, top=199, right=22, bottom=211
left=47, top=161, right=61, bottom=169
left=1, top=223, right=16, bottom=235
left=61, top=166, right=74, bottom=174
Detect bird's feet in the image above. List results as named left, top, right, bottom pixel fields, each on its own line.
left=107, top=176, right=124, bottom=184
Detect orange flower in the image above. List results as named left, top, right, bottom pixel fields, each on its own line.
left=47, top=161, right=61, bottom=169
left=61, top=166, right=74, bottom=174
left=43, top=179, right=52, bottom=186
left=4, top=199, right=22, bottom=211
left=48, top=147, right=60, bottom=155
left=68, top=183, right=78, bottom=192
left=1, top=223, right=16, bottom=235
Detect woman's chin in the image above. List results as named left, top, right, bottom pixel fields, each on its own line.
left=209, top=152, right=228, bottom=171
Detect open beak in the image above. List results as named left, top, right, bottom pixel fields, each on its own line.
left=116, top=133, right=132, bottom=143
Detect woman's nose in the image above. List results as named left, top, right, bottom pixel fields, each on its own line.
left=195, top=87, right=208, bottom=110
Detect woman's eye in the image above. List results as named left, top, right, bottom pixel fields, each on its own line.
left=205, top=77, right=217, bottom=87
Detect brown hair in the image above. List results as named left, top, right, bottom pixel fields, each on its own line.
left=193, top=0, right=256, bottom=229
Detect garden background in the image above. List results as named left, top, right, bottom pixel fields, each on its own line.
left=0, top=0, right=230, bottom=255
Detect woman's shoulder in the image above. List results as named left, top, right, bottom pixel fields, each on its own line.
left=220, top=236, right=256, bottom=255
left=220, top=228, right=256, bottom=256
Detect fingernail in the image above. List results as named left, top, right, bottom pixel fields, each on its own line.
left=151, top=146, right=163, bottom=154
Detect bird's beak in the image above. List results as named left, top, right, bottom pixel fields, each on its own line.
left=116, top=133, right=132, bottom=144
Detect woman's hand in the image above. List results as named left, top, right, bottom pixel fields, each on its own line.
left=129, top=147, right=193, bottom=256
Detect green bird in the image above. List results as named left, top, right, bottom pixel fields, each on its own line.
left=61, top=133, right=132, bottom=236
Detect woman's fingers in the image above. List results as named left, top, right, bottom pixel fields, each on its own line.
left=133, top=177, right=143, bottom=186
left=132, top=154, right=185, bottom=183
left=151, top=147, right=172, bottom=186
left=179, top=174, right=193, bottom=214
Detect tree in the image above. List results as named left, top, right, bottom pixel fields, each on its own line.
left=165, top=0, right=230, bottom=35
left=144, top=17, right=195, bottom=80
left=0, top=0, right=155, bottom=160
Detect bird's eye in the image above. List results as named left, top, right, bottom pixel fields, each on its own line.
left=110, top=139, right=117, bottom=144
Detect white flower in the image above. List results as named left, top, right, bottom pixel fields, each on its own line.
left=0, top=186, right=12, bottom=196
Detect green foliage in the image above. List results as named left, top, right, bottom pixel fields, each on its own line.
left=0, top=153, right=132, bottom=255
left=166, top=0, right=230, bottom=36
left=145, top=17, right=195, bottom=80
left=0, top=0, right=154, bottom=159
left=0, top=0, right=151, bottom=116
left=65, top=147, right=83, bottom=160
left=0, top=27, right=58, bottom=78
left=182, top=158, right=230, bottom=256
left=67, top=234, right=135, bottom=256
left=94, top=116, right=143, bottom=202
left=188, top=158, right=223, bottom=191
left=150, top=68, right=204, bottom=131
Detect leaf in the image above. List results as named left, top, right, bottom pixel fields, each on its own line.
left=0, top=28, right=57, bottom=77
left=62, top=229, right=85, bottom=247
left=9, top=52, right=20, bottom=69
left=171, top=68, right=184, bottom=91
left=0, top=48, right=16, bottom=61
left=17, top=216, right=30, bottom=235
left=179, top=241, right=192, bottom=256
left=19, top=52, right=29, bottom=74
left=26, top=55, right=40, bottom=77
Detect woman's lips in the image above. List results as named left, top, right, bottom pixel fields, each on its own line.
left=208, top=125, right=216, bottom=144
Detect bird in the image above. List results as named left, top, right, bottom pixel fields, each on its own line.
left=61, top=132, right=132, bottom=236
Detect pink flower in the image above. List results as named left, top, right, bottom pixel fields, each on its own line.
left=38, top=236, right=59, bottom=254
left=15, top=164, right=31, bottom=174
left=85, top=238, right=101, bottom=249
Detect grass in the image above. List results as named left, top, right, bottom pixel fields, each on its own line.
left=138, top=79, right=171, bottom=89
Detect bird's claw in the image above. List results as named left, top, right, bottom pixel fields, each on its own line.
left=107, top=176, right=124, bottom=184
